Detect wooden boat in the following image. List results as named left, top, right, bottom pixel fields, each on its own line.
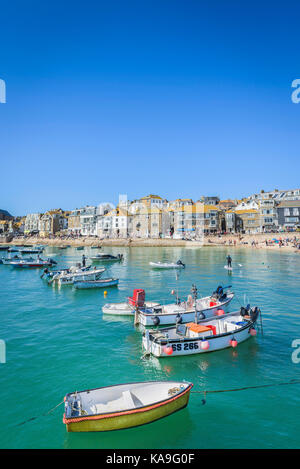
left=55, top=267, right=106, bottom=285
left=137, top=287, right=234, bottom=326
left=142, top=307, right=260, bottom=357
left=149, top=260, right=185, bottom=269
left=90, top=253, right=123, bottom=262
left=74, top=277, right=119, bottom=289
left=63, top=380, right=193, bottom=432
left=102, top=289, right=160, bottom=316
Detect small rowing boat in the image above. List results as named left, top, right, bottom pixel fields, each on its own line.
left=74, top=278, right=119, bottom=289
left=149, top=260, right=185, bottom=269
left=76, top=247, right=84, bottom=251
left=142, top=306, right=260, bottom=357
left=63, top=380, right=193, bottom=432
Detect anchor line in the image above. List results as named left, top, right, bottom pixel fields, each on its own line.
left=191, top=379, right=300, bottom=404
left=15, top=400, right=65, bottom=427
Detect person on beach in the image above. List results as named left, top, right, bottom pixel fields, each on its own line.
left=82, top=254, right=86, bottom=267
left=226, top=255, right=232, bottom=268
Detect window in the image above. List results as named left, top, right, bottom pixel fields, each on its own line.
left=293, top=208, right=299, bottom=216
left=284, top=208, right=290, bottom=216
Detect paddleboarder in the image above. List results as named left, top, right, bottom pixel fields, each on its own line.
left=226, top=255, right=232, bottom=269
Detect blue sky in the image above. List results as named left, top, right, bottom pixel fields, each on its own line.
left=1, top=1, right=300, bottom=215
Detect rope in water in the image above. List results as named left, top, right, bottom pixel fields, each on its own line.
left=191, top=379, right=300, bottom=404
left=15, top=400, right=65, bottom=427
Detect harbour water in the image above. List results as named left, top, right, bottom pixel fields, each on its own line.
left=0, top=246, right=299, bottom=448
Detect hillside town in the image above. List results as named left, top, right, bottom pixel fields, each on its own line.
left=1, top=188, right=300, bottom=242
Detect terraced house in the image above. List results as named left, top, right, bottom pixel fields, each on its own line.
left=277, top=201, right=300, bottom=230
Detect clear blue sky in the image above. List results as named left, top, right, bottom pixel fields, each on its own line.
left=1, top=1, right=300, bottom=215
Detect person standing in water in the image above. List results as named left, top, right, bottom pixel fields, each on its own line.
left=226, top=255, right=232, bottom=268
left=82, top=254, right=86, bottom=267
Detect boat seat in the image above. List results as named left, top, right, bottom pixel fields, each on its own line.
left=122, top=390, right=135, bottom=409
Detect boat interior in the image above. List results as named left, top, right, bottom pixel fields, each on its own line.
left=141, top=292, right=234, bottom=316
left=65, top=381, right=189, bottom=418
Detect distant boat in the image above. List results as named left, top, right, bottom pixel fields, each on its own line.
left=76, top=247, right=84, bottom=251
left=74, top=277, right=119, bottom=289
left=90, top=253, right=123, bottom=262
left=149, top=260, right=185, bottom=269
left=0, top=246, right=9, bottom=251
left=10, top=258, right=56, bottom=268
left=63, top=380, right=193, bottom=432
left=91, top=246, right=102, bottom=249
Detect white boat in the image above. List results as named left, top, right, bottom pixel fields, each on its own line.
left=63, top=380, right=193, bottom=432
left=74, top=278, right=119, bottom=289
left=142, top=307, right=260, bottom=358
left=137, top=288, right=234, bottom=327
left=102, top=289, right=160, bottom=316
left=149, top=260, right=185, bottom=269
left=54, top=267, right=106, bottom=285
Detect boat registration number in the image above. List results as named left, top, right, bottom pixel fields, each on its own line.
left=172, top=342, right=199, bottom=352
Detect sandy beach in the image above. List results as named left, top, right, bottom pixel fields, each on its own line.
left=2, top=233, right=299, bottom=253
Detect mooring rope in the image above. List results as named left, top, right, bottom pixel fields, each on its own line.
left=191, top=378, right=300, bottom=404
left=15, top=400, right=65, bottom=427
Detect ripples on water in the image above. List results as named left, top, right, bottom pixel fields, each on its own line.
left=0, top=246, right=299, bottom=448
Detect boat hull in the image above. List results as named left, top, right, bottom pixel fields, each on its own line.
left=64, top=384, right=192, bottom=432
left=74, top=279, right=119, bottom=289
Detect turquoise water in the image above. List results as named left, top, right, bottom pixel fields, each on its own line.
left=0, top=246, right=300, bottom=449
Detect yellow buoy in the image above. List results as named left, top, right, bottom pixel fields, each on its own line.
left=104, top=291, right=107, bottom=296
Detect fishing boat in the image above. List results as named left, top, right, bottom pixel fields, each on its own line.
left=19, top=248, right=44, bottom=254
left=74, top=277, right=119, bottom=289
left=54, top=267, right=106, bottom=285
left=63, top=380, right=193, bottom=432
left=76, top=246, right=84, bottom=251
left=91, top=246, right=102, bottom=249
left=149, top=260, right=185, bottom=269
left=0, top=246, right=9, bottom=251
left=142, top=306, right=260, bottom=357
left=137, top=285, right=234, bottom=327
left=102, top=289, right=160, bottom=316
left=1, top=255, right=28, bottom=265
left=10, top=257, right=57, bottom=268
left=43, top=264, right=92, bottom=281
left=90, top=253, right=123, bottom=262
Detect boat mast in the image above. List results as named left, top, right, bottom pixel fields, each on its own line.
left=191, top=284, right=198, bottom=324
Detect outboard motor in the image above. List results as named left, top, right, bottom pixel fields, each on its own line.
left=250, top=307, right=260, bottom=322
left=240, top=306, right=248, bottom=317
left=176, top=314, right=183, bottom=324
left=198, top=312, right=206, bottom=320
left=176, top=260, right=185, bottom=267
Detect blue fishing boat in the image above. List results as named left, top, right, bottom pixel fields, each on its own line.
left=74, top=277, right=119, bottom=289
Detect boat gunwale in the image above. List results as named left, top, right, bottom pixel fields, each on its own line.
left=63, top=380, right=193, bottom=423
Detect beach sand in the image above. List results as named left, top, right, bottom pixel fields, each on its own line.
left=2, top=233, right=299, bottom=253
